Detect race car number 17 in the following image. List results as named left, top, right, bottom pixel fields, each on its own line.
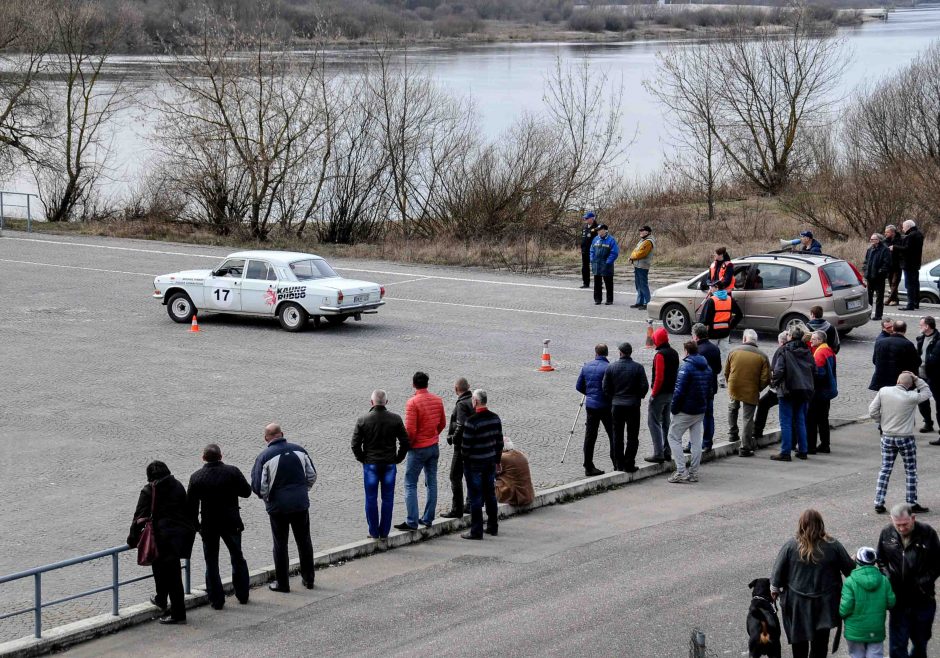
left=212, top=288, right=234, bottom=308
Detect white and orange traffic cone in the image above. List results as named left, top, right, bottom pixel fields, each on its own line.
left=644, top=318, right=655, bottom=349
left=189, top=315, right=200, bottom=333
left=538, top=339, right=555, bottom=372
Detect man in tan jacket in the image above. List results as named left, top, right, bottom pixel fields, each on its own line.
left=725, top=329, right=771, bottom=457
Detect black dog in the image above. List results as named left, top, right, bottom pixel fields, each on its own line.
left=747, top=578, right=781, bottom=658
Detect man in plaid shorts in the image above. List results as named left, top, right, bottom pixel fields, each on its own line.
left=869, top=371, right=932, bottom=514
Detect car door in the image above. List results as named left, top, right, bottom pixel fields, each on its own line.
left=241, top=260, right=279, bottom=315
left=204, top=258, right=245, bottom=312
left=738, top=263, right=796, bottom=331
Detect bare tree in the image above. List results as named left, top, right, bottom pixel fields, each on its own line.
left=34, top=1, right=132, bottom=222
left=159, top=9, right=332, bottom=239
left=0, top=0, right=55, bottom=181
left=650, top=9, right=847, bottom=196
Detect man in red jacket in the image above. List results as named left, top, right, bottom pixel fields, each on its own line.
left=395, top=371, right=446, bottom=531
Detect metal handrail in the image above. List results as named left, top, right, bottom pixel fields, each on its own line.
left=0, top=545, right=191, bottom=639
left=0, top=190, right=40, bottom=232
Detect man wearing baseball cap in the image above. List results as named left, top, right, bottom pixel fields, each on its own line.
left=629, top=225, right=655, bottom=310
left=590, top=223, right=620, bottom=305
left=580, top=211, right=600, bottom=289
left=780, top=230, right=823, bottom=254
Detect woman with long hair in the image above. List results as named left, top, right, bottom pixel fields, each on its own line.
left=127, top=461, right=196, bottom=624
left=771, top=509, right=855, bottom=658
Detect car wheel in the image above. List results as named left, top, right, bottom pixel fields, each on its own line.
left=278, top=303, right=309, bottom=332
left=325, top=315, right=348, bottom=326
left=661, top=304, right=691, bottom=335
left=166, top=292, right=196, bottom=323
left=920, top=292, right=939, bottom=304
left=780, top=313, right=809, bottom=333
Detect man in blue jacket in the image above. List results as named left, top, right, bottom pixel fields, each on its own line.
left=667, top=341, right=713, bottom=483
left=590, top=224, right=619, bottom=306
left=251, top=423, right=318, bottom=593
left=692, top=323, right=722, bottom=453
left=576, top=343, right=613, bottom=477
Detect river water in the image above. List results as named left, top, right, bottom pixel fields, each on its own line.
left=5, top=5, right=940, bottom=206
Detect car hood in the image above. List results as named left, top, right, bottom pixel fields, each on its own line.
left=157, top=269, right=212, bottom=281
left=651, top=272, right=708, bottom=298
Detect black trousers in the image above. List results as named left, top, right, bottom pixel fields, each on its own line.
left=887, top=270, right=902, bottom=304
left=202, top=527, right=249, bottom=607
left=581, top=250, right=591, bottom=286
left=868, top=274, right=886, bottom=319
left=269, top=510, right=314, bottom=589
left=151, top=554, right=185, bottom=620
left=806, top=397, right=831, bottom=452
left=594, top=274, right=614, bottom=304
left=611, top=404, right=641, bottom=470
left=791, top=628, right=831, bottom=658
left=754, top=389, right=779, bottom=437
left=904, top=267, right=921, bottom=308
left=465, top=465, right=498, bottom=538
left=584, top=407, right=613, bottom=470
left=448, top=450, right=465, bottom=513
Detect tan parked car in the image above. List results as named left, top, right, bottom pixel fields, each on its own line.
left=647, top=253, right=871, bottom=335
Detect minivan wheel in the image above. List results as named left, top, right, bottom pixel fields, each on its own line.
left=920, top=292, right=939, bottom=304
left=662, top=304, right=691, bottom=335
left=781, top=313, right=809, bottom=333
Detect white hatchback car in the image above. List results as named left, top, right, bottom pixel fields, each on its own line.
left=899, top=257, right=940, bottom=304
left=153, top=250, right=385, bottom=331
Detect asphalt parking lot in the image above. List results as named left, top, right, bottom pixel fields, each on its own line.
left=0, top=230, right=909, bottom=639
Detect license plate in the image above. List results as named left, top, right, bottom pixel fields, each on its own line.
left=353, top=294, right=370, bottom=303
left=846, top=298, right=862, bottom=310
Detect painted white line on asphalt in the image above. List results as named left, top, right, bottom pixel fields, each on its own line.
left=383, top=276, right=432, bottom=286
left=0, top=258, right=155, bottom=277
left=2, top=236, right=635, bottom=293
left=385, top=296, right=648, bottom=323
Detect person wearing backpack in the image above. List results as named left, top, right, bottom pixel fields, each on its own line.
left=840, top=546, right=895, bottom=658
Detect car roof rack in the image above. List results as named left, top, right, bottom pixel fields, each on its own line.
left=744, top=252, right=839, bottom=264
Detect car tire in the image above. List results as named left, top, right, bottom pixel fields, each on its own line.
left=278, top=303, right=309, bottom=332
left=780, top=313, right=809, bottom=333
left=661, top=303, right=691, bottom=335
left=325, top=315, right=348, bottom=326
left=166, top=292, right=196, bottom=324
left=920, top=292, right=939, bottom=304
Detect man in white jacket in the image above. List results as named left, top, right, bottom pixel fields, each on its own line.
left=869, top=371, right=932, bottom=514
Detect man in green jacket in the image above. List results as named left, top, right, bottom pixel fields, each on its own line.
left=840, top=546, right=895, bottom=658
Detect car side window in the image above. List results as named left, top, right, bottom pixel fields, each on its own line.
left=794, top=269, right=811, bottom=286
left=930, top=264, right=940, bottom=278
left=749, top=264, right=793, bottom=290
left=215, top=259, right=245, bottom=279
left=733, top=265, right=750, bottom=289
left=245, top=260, right=277, bottom=281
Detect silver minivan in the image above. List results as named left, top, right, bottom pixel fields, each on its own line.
left=647, top=253, right=871, bottom=335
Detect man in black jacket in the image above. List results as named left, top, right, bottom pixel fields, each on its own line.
left=460, top=389, right=504, bottom=540
left=915, top=317, right=940, bottom=442
left=864, top=233, right=892, bottom=320
left=352, top=390, right=410, bottom=539
left=580, top=211, right=600, bottom=288
left=442, top=378, right=475, bottom=518
left=877, top=503, right=940, bottom=658
left=894, top=220, right=925, bottom=311
left=187, top=444, right=252, bottom=610
left=602, top=342, right=649, bottom=472
left=870, top=320, right=922, bottom=392
left=770, top=326, right=815, bottom=461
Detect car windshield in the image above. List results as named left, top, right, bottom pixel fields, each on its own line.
left=822, top=261, right=858, bottom=291
left=289, top=259, right=337, bottom=280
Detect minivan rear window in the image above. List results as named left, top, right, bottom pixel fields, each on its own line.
left=822, top=262, right=858, bottom=291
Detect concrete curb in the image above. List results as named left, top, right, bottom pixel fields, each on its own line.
left=0, top=414, right=871, bottom=657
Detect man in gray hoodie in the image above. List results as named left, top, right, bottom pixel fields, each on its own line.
left=869, top=371, right=932, bottom=514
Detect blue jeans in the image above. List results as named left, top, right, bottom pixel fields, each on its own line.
left=889, top=601, right=935, bottom=658
left=702, top=396, right=715, bottom=450
left=404, top=444, right=439, bottom=527
left=634, top=267, right=651, bottom=305
left=779, top=398, right=808, bottom=454
left=465, top=466, right=498, bottom=537
left=363, top=463, right=396, bottom=538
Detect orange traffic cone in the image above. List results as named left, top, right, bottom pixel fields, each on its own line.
left=189, top=315, right=200, bottom=333
left=538, top=339, right=555, bottom=372
left=644, top=318, right=655, bottom=349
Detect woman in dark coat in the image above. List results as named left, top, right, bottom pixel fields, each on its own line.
left=127, top=461, right=196, bottom=624
left=771, top=509, right=854, bottom=658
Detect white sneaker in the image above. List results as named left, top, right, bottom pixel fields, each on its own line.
left=668, top=472, right=690, bottom=484
left=687, top=472, right=699, bottom=482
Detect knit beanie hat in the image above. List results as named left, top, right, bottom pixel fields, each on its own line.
left=856, top=546, right=877, bottom=565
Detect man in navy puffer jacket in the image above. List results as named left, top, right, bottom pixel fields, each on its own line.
left=667, top=341, right=713, bottom=483
left=576, top=343, right=613, bottom=477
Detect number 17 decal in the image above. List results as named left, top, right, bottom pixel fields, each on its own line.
left=214, top=289, right=231, bottom=301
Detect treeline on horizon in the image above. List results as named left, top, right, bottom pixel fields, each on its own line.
left=67, top=0, right=878, bottom=52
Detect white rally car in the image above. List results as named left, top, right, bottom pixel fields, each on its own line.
left=153, top=250, right=385, bottom=331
